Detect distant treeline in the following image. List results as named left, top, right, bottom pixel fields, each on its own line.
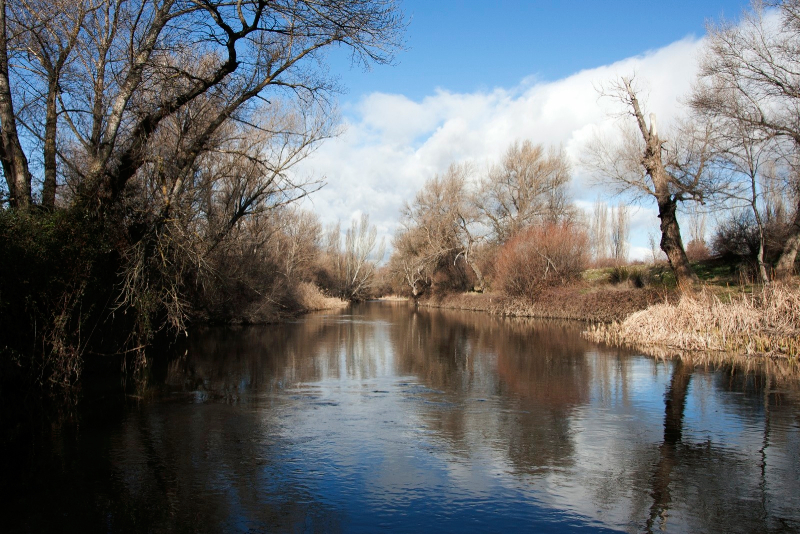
left=385, top=1, right=800, bottom=298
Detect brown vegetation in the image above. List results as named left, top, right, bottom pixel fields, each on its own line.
left=421, top=284, right=664, bottom=324
left=0, top=0, right=403, bottom=391
left=387, top=139, right=578, bottom=300
left=584, top=283, right=800, bottom=358
left=318, top=214, right=384, bottom=301
left=494, top=222, right=589, bottom=297
left=295, top=282, right=349, bottom=312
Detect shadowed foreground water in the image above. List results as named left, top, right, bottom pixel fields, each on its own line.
left=3, top=301, right=800, bottom=533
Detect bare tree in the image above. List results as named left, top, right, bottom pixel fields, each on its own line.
left=686, top=203, right=708, bottom=246
left=475, top=140, right=572, bottom=244
left=271, top=207, right=322, bottom=281
left=585, top=78, right=714, bottom=289
left=590, top=200, right=611, bottom=262
left=693, top=0, right=800, bottom=279
left=702, top=103, right=775, bottom=282
left=648, top=231, right=663, bottom=264
left=0, top=0, right=404, bottom=212
left=0, top=0, right=404, bottom=385
left=611, top=203, right=630, bottom=263
left=389, top=225, right=433, bottom=299
left=6, top=0, right=91, bottom=208
left=398, top=162, right=486, bottom=291
left=0, top=0, right=33, bottom=207
left=325, top=214, right=384, bottom=301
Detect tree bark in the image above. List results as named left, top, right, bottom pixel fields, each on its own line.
left=657, top=194, right=698, bottom=290
left=753, top=198, right=771, bottom=284
left=0, top=0, right=31, bottom=208
left=625, top=79, right=698, bottom=290
left=41, top=77, right=58, bottom=209
left=465, top=255, right=485, bottom=292
left=774, top=199, right=800, bottom=280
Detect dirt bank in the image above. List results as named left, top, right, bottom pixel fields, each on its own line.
left=419, top=285, right=667, bottom=323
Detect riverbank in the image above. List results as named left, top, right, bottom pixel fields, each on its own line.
left=416, top=276, right=800, bottom=361
left=584, top=282, right=800, bottom=359
left=419, top=285, right=666, bottom=323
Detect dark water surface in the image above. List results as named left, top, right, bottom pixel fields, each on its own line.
left=3, top=301, right=800, bottom=533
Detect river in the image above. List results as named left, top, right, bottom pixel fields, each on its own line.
left=3, top=301, right=799, bottom=533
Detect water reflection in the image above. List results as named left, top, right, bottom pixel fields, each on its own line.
left=3, top=301, right=800, bottom=533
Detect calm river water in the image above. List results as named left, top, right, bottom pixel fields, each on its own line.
left=3, top=301, right=800, bottom=533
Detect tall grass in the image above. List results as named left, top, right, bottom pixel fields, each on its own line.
left=295, top=282, right=349, bottom=311
left=584, top=283, right=800, bottom=358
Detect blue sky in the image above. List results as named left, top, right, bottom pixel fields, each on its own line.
left=299, top=0, right=755, bottom=260
left=331, top=1, right=750, bottom=102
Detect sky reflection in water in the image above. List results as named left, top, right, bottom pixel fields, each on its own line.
left=5, top=301, right=800, bottom=533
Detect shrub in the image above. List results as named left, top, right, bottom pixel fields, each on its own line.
left=685, top=238, right=711, bottom=261
left=711, top=210, right=790, bottom=266
left=609, top=265, right=649, bottom=288
left=495, top=222, right=589, bottom=298
left=608, top=265, right=629, bottom=285
left=295, top=282, right=348, bottom=311
left=0, top=209, right=116, bottom=390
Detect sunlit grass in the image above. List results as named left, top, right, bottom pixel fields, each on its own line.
left=296, top=282, right=349, bottom=311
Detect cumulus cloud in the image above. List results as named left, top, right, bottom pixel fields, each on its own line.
left=295, top=35, right=707, bottom=260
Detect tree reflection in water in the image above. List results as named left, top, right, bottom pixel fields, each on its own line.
left=3, top=301, right=800, bottom=533
left=647, top=360, right=691, bottom=532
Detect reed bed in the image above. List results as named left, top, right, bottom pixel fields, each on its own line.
left=584, top=283, right=800, bottom=358
left=296, top=282, right=349, bottom=311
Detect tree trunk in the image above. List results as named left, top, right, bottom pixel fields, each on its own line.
left=624, top=79, right=698, bottom=291
left=466, top=256, right=485, bottom=292
left=0, top=0, right=31, bottom=209
left=754, top=209, right=771, bottom=285
left=41, top=77, right=58, bottom=209
left=657, top=195, right=699, bottom=290
left=774, top=200, right=800, bottom=280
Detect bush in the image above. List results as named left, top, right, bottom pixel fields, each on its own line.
left=0, top=209, right=118, bottom=390
left=685, top=239, right=711, bottom=261
left=608, top=265, right=649, bottom=288
left=608, top=265, right=629, bottom=285
left=711, top=211, right=761, bottom=263
left=294, top=282, right=348, bottom=311
left=495, top=222, right=589, bottom=298
left=711, top=210, right=790, bottom=267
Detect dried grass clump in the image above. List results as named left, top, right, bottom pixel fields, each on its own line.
left=585, top=283, right=800, bottom=358
left=296, top=282, right=349, bottom=311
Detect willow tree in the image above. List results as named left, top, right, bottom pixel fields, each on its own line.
left=0, top=0, right=404, bottom=388
left=324, top=214, right=385, bottom=301
left=475, top=140, right=572, bottom=244
left=397, top=163, right=486, bottom=292
left=585, top=78, right=716, bottom=290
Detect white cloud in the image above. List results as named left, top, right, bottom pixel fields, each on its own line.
left=295, top=35, right=707, bottom=255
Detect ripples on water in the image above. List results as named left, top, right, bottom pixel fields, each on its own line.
left=3, top=301, right=800, bottom=533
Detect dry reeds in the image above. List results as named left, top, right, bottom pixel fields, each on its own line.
left=584, top=283, right=800, bottom=358
left=295, top=282, right=349, bottom=311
